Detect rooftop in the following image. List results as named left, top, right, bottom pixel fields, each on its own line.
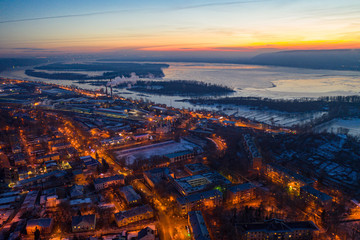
left=267, top=163, right=314, bottom=185
left=119, top=185, right=141, bottom=203
left=174, top=171, right=231, bottom=195
left=185, top=163, right=209, bottom=175
left=188, top=211, right=211, bottom=240
left=17, top=170, right=66, bottom=186
left=244, top=134, right=262, bottom=159
left=164, top=150, right=193, bottom=159
left=0, top=196, right=17, bottom=205
left=72, top=214, right=96, bottom=227
left=70, top=198, right=92, bottom=206
left=94, top=174, right=124, bottom=185
left=145, top=167, right=170, bottom=176
left=114, top=205, right=153, bottom=222
left=80, top=156, right=99, bottom=167
left=228, top=183, right=256, bottom=193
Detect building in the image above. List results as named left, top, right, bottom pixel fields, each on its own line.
left=44, top=160, right=58, bottom=172
left=0, top=196, right=17, bottom=207
left=36, top=153, right=60, bottom=164
left=72, top=169, right=85, bottom=183
left=173, top=171, right=231, bottom=196
left=80, top=155, right=99, bottom=171
left=21, top=191, right=39, bottom=211
left=101, top=136, right=124, bottom=147
left=69, top=198, right=92, bottom=208
left=177, top=189, right=223, bottom=214
left=119, top=185, right=141, bottom=205
left=164, top=150, right=195, bottom=163
left=11, top=144, right=22, bottom=154
left=13, top=153, right=26, bottom=166
left=188, top=211, right=211, bottom=240
left=114, top=205, right=154, bottom=227
left=26, top=218, right=53, bottom=234
left=93, top=174, right=125, bottom=191
left=70, top=184, right=84, bottom=199
left=243, top=134, right=262, bottom=171
left=16, top=170, right=66, bottom=189
left=72, top=214, right=96, bottom=232
left=300, top=185, right=332, bottom=209
left=132, top=133, right=151, bottom=141
left=227, top=183, right=256, bottom=204
left=143, top=167, right=170, bottom=188
left=236, top=219, right=318, bottom=240
left=51, top=142, right=71, bottom=151
left=185, top=163, right=209, bottom=175
left=45, top=195, right=60, bottom=208
left=0, top=154, right=17, bottom=184
left=264, top=163, right=314, bottom=196
left=138, top=226, right=155, bottom=240
left=93, top=108, right=127, bottom=118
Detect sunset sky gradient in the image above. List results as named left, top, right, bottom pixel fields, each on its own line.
left=1, top=0, right=360, bottom=56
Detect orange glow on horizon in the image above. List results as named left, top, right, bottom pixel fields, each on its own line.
left=4, top=38, right=360, bottom=55
left=138, top=40, right=360, bottom=52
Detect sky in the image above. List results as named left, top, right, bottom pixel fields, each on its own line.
left=0, top=0, right=360, bottom=57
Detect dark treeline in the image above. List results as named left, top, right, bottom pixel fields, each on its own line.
left=0, top=58, right=48, bottom=73
left=26, top=69, right=88, bottom=80
left=35, top=62, right=168, bottom=77
left=125, top=80, right=234, bottom=96
left=25, top=62, right=168, bottom=80
left=187, top=95, right=360, bottom=113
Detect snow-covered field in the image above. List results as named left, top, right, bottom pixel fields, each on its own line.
left=315, top=118, right=360, bottom=136
left=221, top=106, right=327, bottom=127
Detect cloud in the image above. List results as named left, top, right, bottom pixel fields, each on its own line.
left=176, top=0, right=268, bottom=10
left=0, top=10, right=121, bottom=24
left=12, top=47, right=47, bottom=51
left=11, top=47, right=62, bottom=53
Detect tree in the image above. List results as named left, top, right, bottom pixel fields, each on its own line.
left=34, top=227, right=41, bottom=240
left=102, top=158, right=109, bottom=172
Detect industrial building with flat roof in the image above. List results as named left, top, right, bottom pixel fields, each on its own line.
left=164, top=150, right=195, bottom=163
left=173, top=171, right=231, bottom=196
left=185, top=163, right=209, bottom=175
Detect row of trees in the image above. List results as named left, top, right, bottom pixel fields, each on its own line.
left=188, top=95, right=360, bottom=113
